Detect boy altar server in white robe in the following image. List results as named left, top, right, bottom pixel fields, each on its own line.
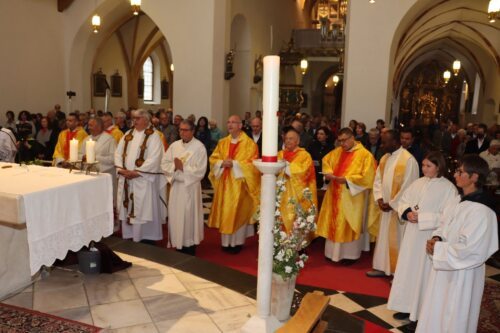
left=115, top=109, right=167, bottom=243
left=417, top=155, right=498, bottom=333
left=388, top=151, right=458, bottom=325
left=162, top=120, right=207, bottom=255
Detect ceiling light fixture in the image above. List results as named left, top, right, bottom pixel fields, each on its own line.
left=488, top=0, right=500, bottom=23
left=131, top=0, right=141, bottom=16
left=452, top=60, right=461, bottom=76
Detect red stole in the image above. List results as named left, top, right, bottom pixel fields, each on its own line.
left=223, top=142, right=240, bottom=179
left=64, top=130, right=78, bottom=159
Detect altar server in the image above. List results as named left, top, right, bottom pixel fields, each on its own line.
left=388, top=151, right=458, bottom=324
left=417, top=155, right=498, bottom=333
left=53, top=113, right=88, bottom=166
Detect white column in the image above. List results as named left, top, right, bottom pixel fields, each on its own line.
left=241, top=55, right=283, bottom=333
left=241, top=161, right=284, bottom=333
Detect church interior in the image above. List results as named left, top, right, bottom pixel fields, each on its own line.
left=0, top=0, right=499, bottom=332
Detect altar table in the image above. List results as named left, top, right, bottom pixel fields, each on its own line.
left=0, top=162, right=113, bottom=298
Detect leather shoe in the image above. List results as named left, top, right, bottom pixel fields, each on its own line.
left=393, top=312, right=410, bottom=320
left=365, top=270, right=386, bottom=277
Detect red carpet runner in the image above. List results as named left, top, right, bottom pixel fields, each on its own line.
left=192, top=226, right=391, bottom=298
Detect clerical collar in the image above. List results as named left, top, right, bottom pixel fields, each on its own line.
left=182, top=138, right=192, bottom=144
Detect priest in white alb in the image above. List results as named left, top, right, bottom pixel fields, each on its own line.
left=367, top=129, right=419, bottom=277
left=161, top=119, right=207, bottom=256
left=79, top=117, right=117, bottom=202
left=115, top=109, right=167, bottom=243
left=417, top=155, right=498, bottom=333
left=387, top=151, right=458, bottom=326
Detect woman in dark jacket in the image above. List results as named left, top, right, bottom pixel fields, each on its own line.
left=309, top=126, right=334, bottom=188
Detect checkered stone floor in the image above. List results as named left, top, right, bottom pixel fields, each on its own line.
left=201, top=187, right=500, bottom=332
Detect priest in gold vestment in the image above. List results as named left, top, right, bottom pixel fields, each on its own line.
left=277, top=128, right=317, bottom=233
left=316, top=127, right=377, bottom=262
left=53, top=112, right=88, bottom=166
left=207, top=115, right=260, bottom=254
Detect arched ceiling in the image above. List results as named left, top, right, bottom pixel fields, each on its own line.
left=392, top=0, right=500, bottom=94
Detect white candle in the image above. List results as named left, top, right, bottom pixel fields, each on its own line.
left=69, top=138, right=79, bottom=162
left=86, top=139, right=96, bottom=163
left=261, top=55, right=280, bottom=162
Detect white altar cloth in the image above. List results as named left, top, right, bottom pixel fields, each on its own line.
left=0, top=162, right=113, bottom=275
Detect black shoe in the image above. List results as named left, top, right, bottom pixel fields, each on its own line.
left=221, top=246, right=231, bottom=253
left=227, top=245, right=242, bottom=254
left=393, top=312, right=410, bottom=320
left=139, top=239, right=157, bottom=246
left=177, top=246, right=196, bottom=256
left=406, top=320, right=417, bottom=332
left=366, top=270, right=386, bottom=277
left=340, top=259, right=357, bottom=266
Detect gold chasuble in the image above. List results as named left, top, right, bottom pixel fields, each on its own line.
left=53, top=127, right=88, bottom=161
left=105, top=125, right=124, bottom=144
left=277, top=148, right=318, bottom=233
left=316, top=143, right=376, bottom=243
left=378, top=149, right=413, bottom=272
left=207, top=132, right=260, bottom=235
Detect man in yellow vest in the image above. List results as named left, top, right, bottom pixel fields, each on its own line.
left=207, top=115, right=260, bottom=254
left=316, top=127, right=377, bottom=263
left=53, top=113, right=88, bottom=166
left=102, top=112, right=124, bottom=144
left=367, top=129, right=419, bottom=277
left=277, top=128, right=317, bottom=233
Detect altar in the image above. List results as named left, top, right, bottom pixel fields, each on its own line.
left=0, top=162, right=113, bottom=298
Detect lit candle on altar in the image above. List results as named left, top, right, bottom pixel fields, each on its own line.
left=86, top=139, right=96, bottom=163
left=69, top=138, right=79, bottom=162
left=261, top=55, right=280, bottom=162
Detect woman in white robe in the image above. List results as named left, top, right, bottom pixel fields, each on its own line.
left=388, top=151, right=458, bottom=322
left=416, top=155, right=498, bottom=333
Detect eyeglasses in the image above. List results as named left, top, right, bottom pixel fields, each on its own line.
left=179, top=128, right=192, bottom=132
left=227, top=121, right=241, bottom=124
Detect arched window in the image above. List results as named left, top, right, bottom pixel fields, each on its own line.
left=143, top=57, right=153, bottom=101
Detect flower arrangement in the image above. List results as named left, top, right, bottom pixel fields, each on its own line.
left=272, top=176, right=317, bottom=281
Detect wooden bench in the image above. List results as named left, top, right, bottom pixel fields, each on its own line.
left=276, top=291, right=330, bottom=333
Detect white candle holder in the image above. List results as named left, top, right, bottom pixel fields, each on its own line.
left=241, top=159, right=285, bottom=333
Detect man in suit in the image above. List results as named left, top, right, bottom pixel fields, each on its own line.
left=249, top=117, right=262, bottom=157
left=465, top=123, right=490, bottom=155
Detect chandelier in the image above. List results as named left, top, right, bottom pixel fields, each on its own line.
left=488, top=0, right=500, bottom=22
left=452, top=60, right=461, bottom=76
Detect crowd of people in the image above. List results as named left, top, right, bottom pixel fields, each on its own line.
left=1, top=105, right=499, bottom=332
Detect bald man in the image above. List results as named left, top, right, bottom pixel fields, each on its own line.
left=207, top=115, right=260, bottom=253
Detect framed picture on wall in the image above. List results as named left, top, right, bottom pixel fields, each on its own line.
left=138, top=78, right=144, bottom=99
left=111, top=72, right=122, bottom=97
left=93, top=71, right=107, bottom=97
left=161, top=79, right=169, bottom=99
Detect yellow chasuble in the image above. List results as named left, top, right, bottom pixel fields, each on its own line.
left=377, top=148, right=413, bottom=272
left=316, top=143, right=376, bottom=243
left=105, top=125, right=124, bottom=144
left=52, top=127, right=88, bottom=161
left=207, top=132, right=260, bottom=234
left=277, top=148, right=317, bottom=233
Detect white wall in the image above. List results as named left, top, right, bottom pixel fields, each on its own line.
left=342, top=0, right=417, bottom=128
left=227, top=0, right=308, bottom=121
left=0, top=0, right=66, bottom=123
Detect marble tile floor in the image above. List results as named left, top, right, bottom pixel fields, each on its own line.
left=3, top=237, right=499, bottom=333
left=2, top=237, right=369, bottom=332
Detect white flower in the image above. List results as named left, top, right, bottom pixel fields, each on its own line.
left=285, top=266, right=292, bottom=273
left=306, top=215, right=315, bottom=223
left=297, top=260, right=304, bottom=268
